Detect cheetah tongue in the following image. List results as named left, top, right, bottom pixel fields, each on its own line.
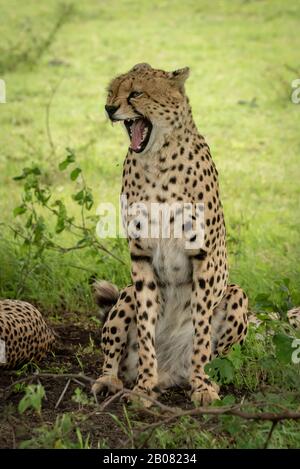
left=131, top=119, right=146, bottom=151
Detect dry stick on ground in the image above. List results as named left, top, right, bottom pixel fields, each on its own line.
left=9, top=424, right=16, bottom=450
left=55, top=379, right=71, bottom=409
left=99, top=389, right=125, bottom=411
left=122, top=405, right=299, bottom=449
left=3, top=373, right=300, bottom=449
left=117, top=389, right=300, bottom=448
left=2, top=372, right=95, bottom=399
left=72, top=378, right=86, bottom=387
left=4, top=374, right=300, bottom=423
left=263, top=421, right=278, bottom=449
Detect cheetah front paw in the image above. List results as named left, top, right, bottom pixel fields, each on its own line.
left=124, top=384, right=159, bottom=408
left=91, top=375, right=123, bottom=396
left=191, top=387, right=220, bottom=406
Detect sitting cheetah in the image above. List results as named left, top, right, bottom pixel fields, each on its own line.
left=92, top=63, right=249, bottom=406
left=0, top=300, right=55, bottom=369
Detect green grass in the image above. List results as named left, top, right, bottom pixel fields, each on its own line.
left=0, top=0, right=300, bottom=449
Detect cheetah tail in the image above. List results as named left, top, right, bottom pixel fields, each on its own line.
left=92, top=280, right=119, bottom=321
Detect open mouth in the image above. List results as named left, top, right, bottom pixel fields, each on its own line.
left=124, top=117, right=152, bottom=153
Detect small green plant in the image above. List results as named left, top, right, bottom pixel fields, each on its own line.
left=254, top=278, right=294, bottom=317
left=13, top=149, right=105, bottom=259
left=14, top=362, right=41, bottom=377
left=205, top=344, right=243, bottom=385
left=109, top=406, right=135, bottom=448
left=13, top=382, right=27, bottom=393
left=149, top=416, right=229, bottom=449
left=18, top=384, right=45, bottom=415
left=10, top=149, right=124, bottom=298
left=71, top=387, right=94, bottom=408
left=273, top=332, right=295, bottom=364
left=19, top=413, right=91, bottom=449
left=75, top=353, right=85, bottom=372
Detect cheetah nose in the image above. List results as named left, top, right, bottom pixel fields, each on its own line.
left=105, top=104, right=119, bottom=119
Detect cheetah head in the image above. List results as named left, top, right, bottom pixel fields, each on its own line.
left=105, top=63, right=190, bottom=154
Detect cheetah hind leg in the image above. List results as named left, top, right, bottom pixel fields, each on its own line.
left=211, top=284, right=248, bottom=359
left=191, top=285, right=248, bottom=405
left=91, top=282, right=136, bottom=397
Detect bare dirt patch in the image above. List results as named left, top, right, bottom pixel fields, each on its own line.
left=0, top=322, right=194, bottom=448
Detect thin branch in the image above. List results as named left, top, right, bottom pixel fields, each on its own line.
left=55, top=379, right=71, bottom=409
left=45, top=78, right=64, bottom=157
left=72, top=378, right=86, bottom=387
left=117, top=389, right=300, bottom=447
left=8, top=223, right=126, bottom=266
left=10, top=424, right=16, bottom=449
left=3, top=372, right=300, bottom=450
left=99, top=389, right=125, bottom=411
left=2, top=372, right=95, bottom=399
left=263, top=420, right=278, bottom=449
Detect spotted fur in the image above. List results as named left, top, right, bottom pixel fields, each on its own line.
left=92, top=63, right=249, bottom=406
left=0, top=300, right=55, bottom=369
left=248, top=308, right=300, bottom=330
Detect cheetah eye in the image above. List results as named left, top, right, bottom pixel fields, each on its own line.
left=129, top=91, right=143, bottom=99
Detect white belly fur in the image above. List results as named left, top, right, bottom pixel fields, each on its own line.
left=123, top=240, right=224, bottom=387
left=153, top=240, right=194, bottom=386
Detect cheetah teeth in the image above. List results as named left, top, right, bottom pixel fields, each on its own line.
left=123, top=116, right=153, bottom=153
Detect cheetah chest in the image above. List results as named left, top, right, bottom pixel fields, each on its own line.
left=152, top=239, right=192, bottom=287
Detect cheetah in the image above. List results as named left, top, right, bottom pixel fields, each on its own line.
left=92, top=63, right=249, bottom=406
left=248, top=307, right=300, bottom=330
left=0, top=300, right=55, bottom=369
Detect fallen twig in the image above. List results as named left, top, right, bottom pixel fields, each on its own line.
left=3, top=372, right=300, bottom=451
left=2, top=371, right=95, bottom=398
left=99, top=389, right=125, bottom=411
left=55, top=379, right=71, bottom=409
left=263, top=420, right=278, bottom=449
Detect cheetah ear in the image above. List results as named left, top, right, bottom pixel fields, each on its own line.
left=169, top=67, right=190, bottom=92
left=130, top=63, right=152, bottom=73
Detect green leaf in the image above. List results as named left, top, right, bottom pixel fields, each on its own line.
left=83, top=189, right=94, bottom=210
left=221, top=415, right=242, bottom=436
left=32, top=216, right=46, bottom=244
left=213, top=394, right=236, bottom=407
left=254, top=293, right=274, bottom=311
left=35, top=187, right=51, bottom=204
left=18, top=384, right=45, bottom=415
left=259, top=356, right=276, bottom=371
left=13, top=166, right=42, bottom=180
left=205, top=357, right=235, bottom=384
left=25, top=213, right=33, bottom=229
left=70, top=167, right=82, bottom=181
left=72, top=190, right=84, bottom=203
left=58, top=149, right=75, bottom=171
left=77, top=237, right=89, bottom=246
left=226, top=344, right=243, bottom=369
left=13, top=205, right=27, bottom=216
left=222, top=394, right=236, bottom=406
left=273, top=333, right=293, bottom=364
